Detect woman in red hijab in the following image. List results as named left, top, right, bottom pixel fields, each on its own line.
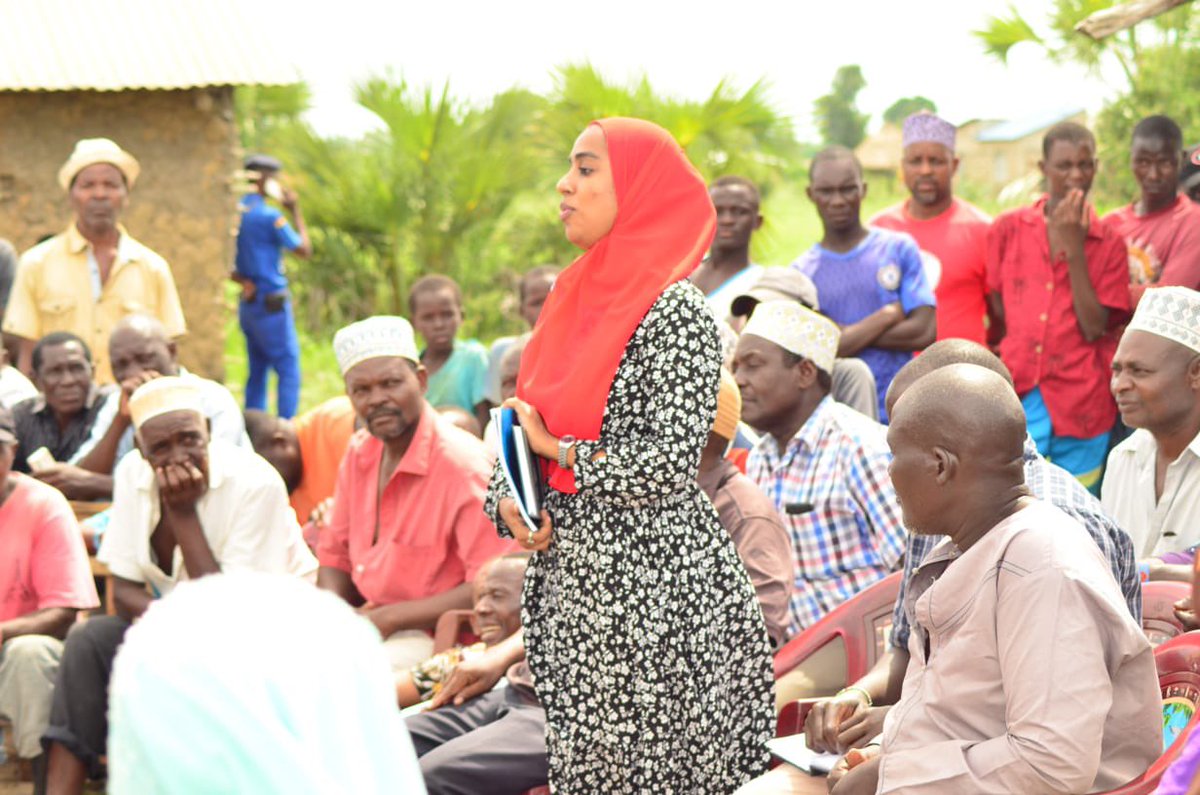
left=487, top=118, right=774, bottom=792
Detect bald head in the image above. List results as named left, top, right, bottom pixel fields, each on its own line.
left=886, top=339, right=1014, bottom=418
left=109, top=314, right=177, bottom=384
left=893, top=364, right=1025, bottom=462
left=888, top=364, right=1027, bottom=538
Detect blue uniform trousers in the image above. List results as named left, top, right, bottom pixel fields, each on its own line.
left=239, top=292, right=300, bottom=418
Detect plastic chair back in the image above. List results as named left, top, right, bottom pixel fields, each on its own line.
left=1143, top=580, right=1191, bottom=648
left=1099, top=631, right=1200, bottom=794
left=773, top=571, right=902, bottom=682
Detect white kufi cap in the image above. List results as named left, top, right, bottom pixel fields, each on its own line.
left=1126, top=286, right=1200, bottom=354
left=742, top=300, right=840, bottom=375
left=128, top=376, right=204, bottom=430
left=333, top=316, right=419, bottom=376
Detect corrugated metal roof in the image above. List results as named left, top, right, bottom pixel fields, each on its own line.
left=0, top=0, right=299, bottom=91
left=976, top=107, right=1086, bottom=143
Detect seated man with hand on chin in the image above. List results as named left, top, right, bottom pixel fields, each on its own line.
left=41, top=377, right=316, bottom=794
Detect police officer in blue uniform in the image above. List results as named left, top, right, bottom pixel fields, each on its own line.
left=233, top=154, right=310, bottom=418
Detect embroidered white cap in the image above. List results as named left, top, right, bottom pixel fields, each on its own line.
left=1126, top=286, right=1200, bottom=354
left=128, top=376, right=204, bottom=430
left=741, top=299, right=840, bottom=375
left=333, top=316, right=419, bottom=376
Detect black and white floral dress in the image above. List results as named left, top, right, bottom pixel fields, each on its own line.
left=486, top=281, right=774, bottom=794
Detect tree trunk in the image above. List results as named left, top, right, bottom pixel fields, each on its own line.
left=1075, top=0, right=1192, bottom=40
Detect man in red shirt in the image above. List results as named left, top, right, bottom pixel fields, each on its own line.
left=1104, top=115, right=1200, bottom=307
left=988, top=122, right=1131, bottom=493
left=872, top=112, right=993, bottom=345
left=0, top=405, right=98, bottom=788
left=317, top=316, right=514, bottom=670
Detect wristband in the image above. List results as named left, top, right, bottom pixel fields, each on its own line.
left=836, top=685, right=873, bottom=707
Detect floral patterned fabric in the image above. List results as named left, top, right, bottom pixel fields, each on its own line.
left=409, top=641, right=487, bottom=703
left=486, top=282, right=774, bottom=793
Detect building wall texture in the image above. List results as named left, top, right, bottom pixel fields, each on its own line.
left=0, top=87, right=239, bottom=380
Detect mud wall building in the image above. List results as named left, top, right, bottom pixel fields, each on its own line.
left=0, top=0, right=296, bottom=380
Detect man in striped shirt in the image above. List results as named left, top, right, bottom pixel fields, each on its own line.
left=734, top=300, right=906, bottom=641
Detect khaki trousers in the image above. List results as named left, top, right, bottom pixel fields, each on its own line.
left=0, top=635, right=63, bottom=759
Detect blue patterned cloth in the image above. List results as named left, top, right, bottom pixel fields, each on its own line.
left=890, top=435, right=1141, bottom=650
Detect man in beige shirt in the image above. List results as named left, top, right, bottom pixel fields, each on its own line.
left=3, top=139, right=186, bottom=384
left=831, top=364, right=1160, bottom=795
left=1103, top=286, right=1200, bottom=557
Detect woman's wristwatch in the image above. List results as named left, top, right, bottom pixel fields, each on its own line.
left=557, top=435, right=576, bottom=469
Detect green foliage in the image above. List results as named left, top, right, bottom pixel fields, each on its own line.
left=541, top=64, right=803, bottom=196
left=234, top=83, right=312, bottom=154
left=975, top=6, right=1045, bottom=63
left=883, top=96, right=937, bottom=126
left=234, top=64, right=804, bottom=345
left=975, top=0, right=1200, bottom=205
left=813, top=65, right=869, bottom=149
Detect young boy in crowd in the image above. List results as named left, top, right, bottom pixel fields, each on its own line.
left=409, top=275, right=491, bottom=430
left=485, top=266, right=559, bottom=408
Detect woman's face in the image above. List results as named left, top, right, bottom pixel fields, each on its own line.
left=556, top=125, right=619, bottom=249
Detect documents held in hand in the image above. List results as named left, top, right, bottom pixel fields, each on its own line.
left=491, top=407, right=545, bottom=534
left=765, top=733, right=840, bottom=775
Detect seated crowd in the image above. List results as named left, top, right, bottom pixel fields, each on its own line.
left=0, top=109, right=1196, bottom=795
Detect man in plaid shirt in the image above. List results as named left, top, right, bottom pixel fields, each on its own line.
left=802, top=339, right=1139, bottom=756
left=735, top=301, right=906, bottom=641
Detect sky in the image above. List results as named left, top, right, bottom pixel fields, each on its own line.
left=273, top=0, right=1130, bottom=141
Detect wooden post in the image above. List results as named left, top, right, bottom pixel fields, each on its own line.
left=1075, top=0, right=1192, bottom=40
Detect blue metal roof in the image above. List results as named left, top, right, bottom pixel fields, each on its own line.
left=976, top=107, right=1086, bottom=143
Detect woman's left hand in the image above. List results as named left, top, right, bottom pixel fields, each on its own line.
left=501, top=397, right=556, bottom=460
left=499, top=500, right=554, bottom=552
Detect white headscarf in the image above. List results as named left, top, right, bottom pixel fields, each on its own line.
left=108, top=573, right=426, bottom=794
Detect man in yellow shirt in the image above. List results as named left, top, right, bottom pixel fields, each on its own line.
left=2, top=139, right=186, bottom=384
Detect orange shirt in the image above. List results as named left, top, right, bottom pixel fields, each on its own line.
left=290, top=395, right=356, bottom=523
left=316, top=404, right=513, bottom=606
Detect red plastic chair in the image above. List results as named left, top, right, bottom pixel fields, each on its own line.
left=774, top=571, right=902, bottom=736
left=774, top=571, right=902, bottom=681
left=1142, top=580, right=1191, bottom=648
left=1098, top=631, right=1200, bottom=794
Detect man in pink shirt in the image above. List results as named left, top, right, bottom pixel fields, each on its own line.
left=0, top=404, right=98, bottom=787
left=1105, top=115, right=1200, bottom=306
left=317, top=316, right=513, bottom=669
left=872, top=112, right=993, bottom=346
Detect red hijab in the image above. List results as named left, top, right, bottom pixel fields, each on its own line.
left=517, top=117, right=716, bottom=493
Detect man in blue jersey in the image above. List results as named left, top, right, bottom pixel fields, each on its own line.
left=790, top=147, right=936, bottom=420
left=233, top=154, right=311, bottom=419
